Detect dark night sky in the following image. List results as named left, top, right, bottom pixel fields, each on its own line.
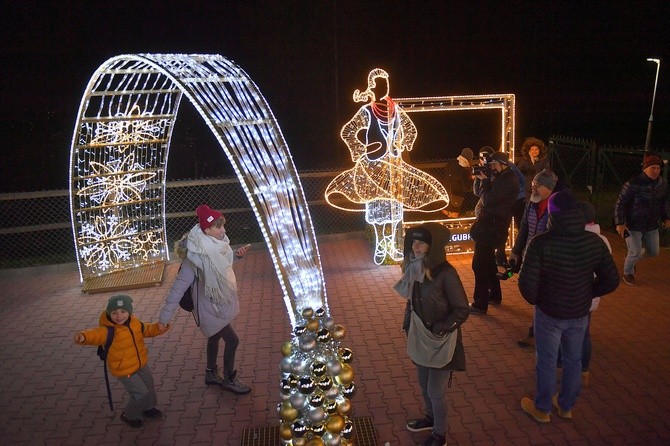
left=2, top=1, right=669, bottom=192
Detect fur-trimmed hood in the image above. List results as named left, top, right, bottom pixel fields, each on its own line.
left=520, top=136, right=548, bottom=161
left=402, top=222, right=451, bottom=272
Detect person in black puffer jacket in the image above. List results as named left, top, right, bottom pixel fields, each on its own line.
left=395, top=223, right=469, bottom=446
left=518, top=190, right=619, bottom=423
left=614, top=152, right=670, bottom=286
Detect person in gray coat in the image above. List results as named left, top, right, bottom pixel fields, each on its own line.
left=395, top=223, right=469, bottom=446
left=158, top=204, right=251, bottom=395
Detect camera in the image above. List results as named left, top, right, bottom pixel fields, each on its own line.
left=496, top=259, right=520, bottom=280
left=472, top=164, right=493, bottom=176
left=472, top=153, right=493, bottom=176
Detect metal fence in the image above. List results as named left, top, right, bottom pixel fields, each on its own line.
left=548, top=136, right=669, bottom=234
left=2, top=144, right=668, bottom=271
left=1, top=163, right=452, bottom=270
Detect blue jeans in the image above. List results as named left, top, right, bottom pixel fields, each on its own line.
left=557, top=312, right=592, bottom=371
left=534, top=307, right=588, bottom=412
left=624, top=229, right=659, bottom=275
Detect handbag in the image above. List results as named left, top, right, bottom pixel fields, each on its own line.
left=407, top=311, right=458, bottom=368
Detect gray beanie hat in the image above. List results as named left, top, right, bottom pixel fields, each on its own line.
left=533, top=169, right=558, bottom=191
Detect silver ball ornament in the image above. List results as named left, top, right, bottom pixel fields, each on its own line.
left=280, top=357, right=293, bottom=373
left=308, top=406, right=326, bottom=423
left=322, top=317, right=335, bottom=329
left=299, top=335, right=317, bottom=352
left=326, top=359, right=342, bottom=375
left=290, top=392, right=308, bottom=409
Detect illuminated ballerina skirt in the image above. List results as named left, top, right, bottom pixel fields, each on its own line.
left=325, top=69, right=449, bottom=264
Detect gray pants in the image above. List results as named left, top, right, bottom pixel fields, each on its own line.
left=118, top=366, right=157, bottom=420
left=416, top=365, right=451, bottom=436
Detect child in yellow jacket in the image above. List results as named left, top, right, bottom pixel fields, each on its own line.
left=75, top=294, right=170, bottom=428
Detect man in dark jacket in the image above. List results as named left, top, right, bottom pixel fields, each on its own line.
left=518, top=190, right=619, bottom=423
left=509, top=169, right=559, bottom=347
left=614, top=152, right=670, bottom=285
left=469, top=150, right=519, bottom=314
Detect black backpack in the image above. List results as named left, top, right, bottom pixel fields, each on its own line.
left=178, top=264, right=196, bottom=312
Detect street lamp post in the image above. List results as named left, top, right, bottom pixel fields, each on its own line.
left=644, top=58, right=661, bottom=151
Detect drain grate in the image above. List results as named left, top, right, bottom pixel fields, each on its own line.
left=240, top=416, right=378, bottom=446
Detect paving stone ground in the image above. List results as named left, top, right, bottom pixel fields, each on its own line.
left=1, top=232, right=669, bottom=445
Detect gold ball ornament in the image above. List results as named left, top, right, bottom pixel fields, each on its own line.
left=302, top=307, right=315, bottom=318
left=330, top=324, right=346, bottom=340
left=306, top=318, right=320, bottom=332
left=325, top=414, right=345, bottom=434
left=305, top=438, right=325, bottom=446
left=279, top=401, right=299, bottom=422
left=335, top=364, right=354, bottom=385
left=293, top=438, right=307, bottom=446
left=336, top=399, right=351, bottom=416
left=279, top=422, right=293, bottom=440
left=281, top=341, right=293, bottom=357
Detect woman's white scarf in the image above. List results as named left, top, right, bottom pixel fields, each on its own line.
left=393, top=253, right=425, bottom=299
left=186, top=224, right=237, bottom=307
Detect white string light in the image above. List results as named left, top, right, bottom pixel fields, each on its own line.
left=69, top=54, right=327, bottom=327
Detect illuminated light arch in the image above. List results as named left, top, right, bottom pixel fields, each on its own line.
left=325, top=69, right=450, bottom=264
left=69, top=53, right=326, bottom=327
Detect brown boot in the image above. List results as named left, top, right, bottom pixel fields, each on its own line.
left=521, top=397, right=550, bottom=423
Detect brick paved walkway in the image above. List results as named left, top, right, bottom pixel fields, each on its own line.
left=1, top=233, right=669, bottom=445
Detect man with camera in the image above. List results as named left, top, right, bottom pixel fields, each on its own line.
left=468, top=149, right=519, bottom=315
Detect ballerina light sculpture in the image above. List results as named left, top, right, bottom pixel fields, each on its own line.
left=325, top=69, right=449, bottom=264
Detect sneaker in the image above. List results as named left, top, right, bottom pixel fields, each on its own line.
left=142, top=407, right=164, bottom=420
left=120, top=412, right=143, bottom=428
left=468, top=303, right=487, bottom=315
left=552, top=395, right=573, bottom=419
left=517, top=336, right=534, bottom=348
left=407, top=416, right=434, bottom=432
left=422, top=431, right=447, bottom=446
left=622, top=274, right=636, bottom=285
left=520, top=397, right=550, bottom=423
left=222, top=370, right=252, bottom=395
left=205, top=366, right=226, bottom=386
left=581, top=371, right=590, bottom=388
